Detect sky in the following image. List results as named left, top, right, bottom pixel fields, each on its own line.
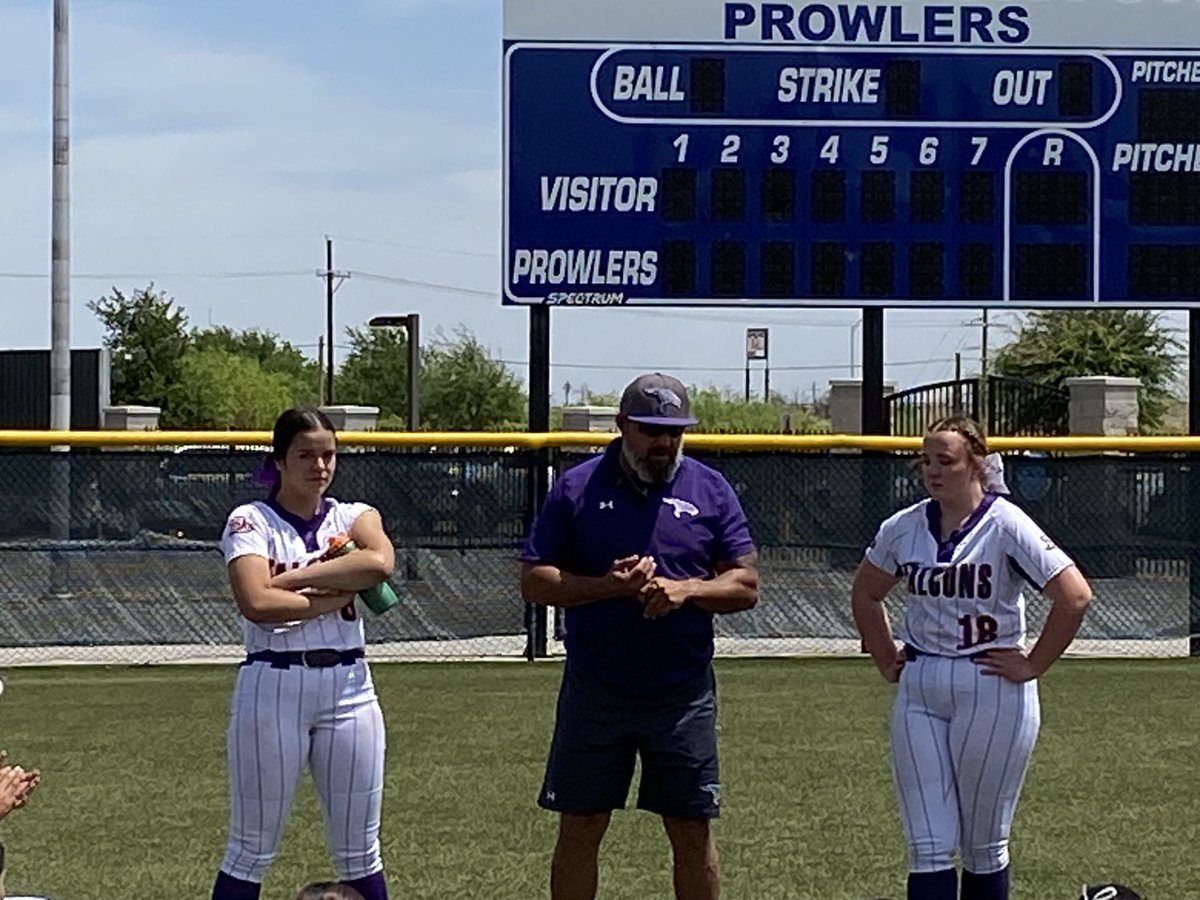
left=0, top=0, right=1185, bottom=407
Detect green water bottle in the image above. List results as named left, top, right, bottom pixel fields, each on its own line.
left=323, top=536, right=400, bottom=615
left=359, top=578, right=400, bottom=616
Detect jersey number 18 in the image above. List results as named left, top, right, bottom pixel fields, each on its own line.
left=957, top=614, right=998, bottom=650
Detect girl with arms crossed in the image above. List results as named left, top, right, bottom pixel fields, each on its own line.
left=211, top=409, right=394, bottom=900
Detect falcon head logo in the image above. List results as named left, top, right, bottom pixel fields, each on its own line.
left=643, top=386, right=684, bottom=415
left=663, top=497, right=699, bottom=519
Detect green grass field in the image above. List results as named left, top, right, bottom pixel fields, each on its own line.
left=1, top=658, right=1196, bottom=900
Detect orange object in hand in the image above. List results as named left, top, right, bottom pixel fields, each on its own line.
left=319, top=533, right=399, bottom=615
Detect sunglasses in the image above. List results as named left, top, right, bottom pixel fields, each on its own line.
left=634, top=422, right=685, bottom=439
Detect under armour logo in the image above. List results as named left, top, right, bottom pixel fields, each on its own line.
left=663, top=497, right=699, bottom=518
left=599, top=500, right=614, bottom=510
left=643, top=386, right=683, bottom=414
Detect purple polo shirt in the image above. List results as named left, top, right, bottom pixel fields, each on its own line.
left=520, top=440, right=755, bottom=694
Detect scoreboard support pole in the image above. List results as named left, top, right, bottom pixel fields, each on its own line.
left=861, top=308, right=886, bottom=436
left=860, top=307, right=889, bottom=576
left=1190, top=311, right=1200, bottom=657
left=524, top=305, right=552, bottom=660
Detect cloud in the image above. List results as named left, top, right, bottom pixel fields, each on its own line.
left=0, top=1, right=507, bottom=362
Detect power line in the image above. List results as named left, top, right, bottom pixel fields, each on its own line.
left=0, top=270, right=310, bottom=280
left=609, top=309, right=967, bottom=328
left=348, top=270, right=496, bottom=297
left=607, top=309, right=853, bottom=327
left=913, top=321, right=958, bottom=384
left=0, top=266, right=1017, bottom=335
left=0, top=262, right=1014, bottom=339
left=495, top=356, right=967, bottom=373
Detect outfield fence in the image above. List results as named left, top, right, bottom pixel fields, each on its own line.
left=0, top=430, right=1196, bottom=665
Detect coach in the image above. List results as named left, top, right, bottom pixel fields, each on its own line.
left=519, top=372, right=759, bottom=900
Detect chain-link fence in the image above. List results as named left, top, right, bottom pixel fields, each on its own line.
left=0, top=442, right=1194, bottom=664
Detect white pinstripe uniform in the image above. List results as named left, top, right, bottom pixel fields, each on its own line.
left=864, top=493, right=1073, bottom=875
left=217, top=498, right=386, bottom=884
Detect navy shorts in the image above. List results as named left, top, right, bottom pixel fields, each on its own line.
left=538, top=663, right=720, bottom=819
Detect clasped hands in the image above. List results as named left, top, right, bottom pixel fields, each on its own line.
left=607, top=555, right=693, bottom=620
left=0, top=750, right=41, bottom=821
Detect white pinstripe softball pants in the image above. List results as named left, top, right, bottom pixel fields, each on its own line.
left=890, top=654, right=1040, bottom=875
left=219, top=660, right=386, bottom=883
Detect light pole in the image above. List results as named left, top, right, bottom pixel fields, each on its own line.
left=48, top=0, right=71, bottom=597
left=51, top=0, right=70, bottom=436
left=369, top=314, right=420, bottom=431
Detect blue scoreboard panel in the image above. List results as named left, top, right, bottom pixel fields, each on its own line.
left=503, top=0, right=1200, bottom=307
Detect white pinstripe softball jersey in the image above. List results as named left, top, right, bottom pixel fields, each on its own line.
left=865, top=494, right=1073, bottom=657
left=221, top=497, right=373, bottom=652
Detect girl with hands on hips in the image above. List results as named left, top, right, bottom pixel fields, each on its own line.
left=850, top=416, right=1092, bottom=900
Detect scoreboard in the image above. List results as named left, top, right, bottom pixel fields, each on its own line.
left=502, top=0, right=1200, bottom=307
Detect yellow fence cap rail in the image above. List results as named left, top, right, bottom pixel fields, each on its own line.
left=1, top=430, right=1199, bottom=452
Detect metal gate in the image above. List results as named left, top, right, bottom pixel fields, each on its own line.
left=985, top=375, right=1071, bottom=437
left=885, top=376, right=1070, bottom=437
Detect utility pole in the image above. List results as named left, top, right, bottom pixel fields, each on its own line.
left=317, top=335, right=325, bottom=399
left=325, top=237, right=334, bottom=405
left=980, top=307, right=989, bottom=380
left=979, top=308, right=990, bottom=426
left=317, top=236, right=350, bottom=405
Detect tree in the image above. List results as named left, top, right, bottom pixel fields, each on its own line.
left=163, top=349, right=294, bottom=429
left=335, top=324, right=527, bottom=430
left=421, top=327, right=527, bottom=430
left=88, top=284, right=190, bottom=409
left=550, top=383, right=831, bottom=432
left=583, top=390, right=620, bottom=406
left=192, top=326, right=320, bottom=405
left=687, top=386, right=829, bottom=433
left=992, top=310, right=1183, bottom=433
left=335, top=325, right=412, bottom=422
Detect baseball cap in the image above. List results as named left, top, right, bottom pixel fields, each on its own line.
left=619, top=373, right=698, bottom=427
left=1079, top=885, right=1142, bottom=900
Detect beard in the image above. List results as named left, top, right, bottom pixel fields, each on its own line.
left=621, top=439, right=683, bottom=485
